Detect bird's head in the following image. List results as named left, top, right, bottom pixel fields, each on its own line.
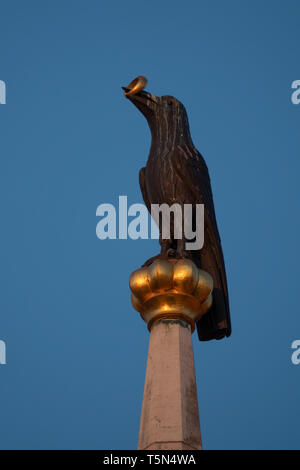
left=122, top=76, right=192, bottom=145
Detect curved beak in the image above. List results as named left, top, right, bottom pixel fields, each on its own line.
left=122, top=75, right=158, bottom=115
left=122, top=76, right=159, bottom=133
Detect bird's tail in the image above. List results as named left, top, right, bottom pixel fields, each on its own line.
left=191, top=249, right=231, bottom=341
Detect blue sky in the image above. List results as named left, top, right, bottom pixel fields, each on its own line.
left=0, top=0, right=299, bottom=449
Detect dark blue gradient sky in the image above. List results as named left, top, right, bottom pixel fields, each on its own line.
left=0, top=0, right=299, bottom=449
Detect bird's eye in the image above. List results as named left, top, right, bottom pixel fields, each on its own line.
left=168, top=101, right=173, bottom=106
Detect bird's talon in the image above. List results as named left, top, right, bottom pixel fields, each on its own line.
left=166, top=248, right=177, bottom=258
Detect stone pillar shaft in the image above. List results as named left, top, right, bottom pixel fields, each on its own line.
left=138, top=319, right=202, bottom=450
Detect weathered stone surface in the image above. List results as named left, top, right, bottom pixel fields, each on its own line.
left=138, top=319, right=202, bottom=450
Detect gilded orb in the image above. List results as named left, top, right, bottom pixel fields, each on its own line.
left=129, top=259, right=213, bottom=332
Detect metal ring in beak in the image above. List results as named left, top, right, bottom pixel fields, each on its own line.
left=125, top=75, right=148, bottom=97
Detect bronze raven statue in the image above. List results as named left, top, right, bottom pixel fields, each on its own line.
left=123, top=76, right=231, bottom=341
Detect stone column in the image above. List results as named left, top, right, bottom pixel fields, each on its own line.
left=129, top=258, right=213, bottom=450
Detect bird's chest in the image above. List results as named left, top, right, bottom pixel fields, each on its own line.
left=145, top=152, right=184, bottom=205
